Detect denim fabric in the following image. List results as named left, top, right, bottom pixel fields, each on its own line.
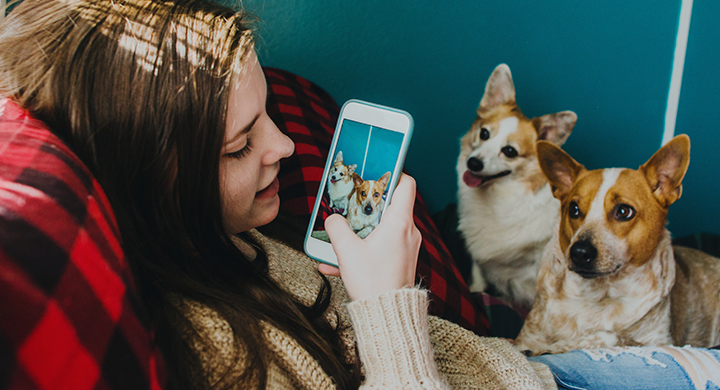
left=529, top=346, right=720, bottom=390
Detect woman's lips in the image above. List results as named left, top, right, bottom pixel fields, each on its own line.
left=256, top=177, right=279, bottom=199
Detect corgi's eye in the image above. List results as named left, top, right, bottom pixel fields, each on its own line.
left=339, top=173, right=344, bottom=176
left=569, top=201, right=580, bottom=219
left=361, top=191, right=366, bottom=197
left=502, top=146, right=518, bottom=158
left=614, top=204, right=636, bottom=221
left=480, top=128, right=490, bottom=140
left=374, top=192, right=379, bottom=198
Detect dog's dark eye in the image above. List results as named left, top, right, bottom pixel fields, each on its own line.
left=480, top=128, right=490, bottom=140
left=374, top=192, right=380, bottom=197
left=502, top=146, right=518, bottom=158
left=361, top=191, right=366, bottom=197
left=339, top=173, right=344, bottom=176
left=569, top=201, right=580, bottom=219
left=614, top=204, right=635, bottom=221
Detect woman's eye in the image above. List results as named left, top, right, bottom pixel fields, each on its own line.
left=480, top=128, right=490, bottom=140
left=569, top=201, right=580, bottom=219
left=227, top=138, right=252, bottom=159
left=614, top=204, right=636, bottom=221
left=502, top=146, right=518, bottom=158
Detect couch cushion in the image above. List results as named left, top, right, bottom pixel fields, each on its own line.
left=0, top=99, right=166, bottom=390
left=264, top=68, right=489, bottom=335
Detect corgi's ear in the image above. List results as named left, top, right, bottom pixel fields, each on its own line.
left=347, top=164, right=357, bottom=174
left=640, top=134, right=690, bottom=208
left=334, top=151, right=343, bottom=163
left=378, top=172, right=391, bottom=187
left=352, top=173, right=363, bottom=187
left=537, top=141, right=585, bottom=201
left=533, top=111, right=577, bottom=147
left=479, top=64, right=515, bottom=112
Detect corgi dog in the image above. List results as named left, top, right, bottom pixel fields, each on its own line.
left=347, top=172, right=391, bottom=238
left=515, top=135, right=720, bottom=355
left=457, top=64, right=577, bottom=310
left=327, top=151, right=357, bottom=215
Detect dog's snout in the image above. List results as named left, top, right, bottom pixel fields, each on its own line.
left=363, top=204, right=373, bottom=216
left=570, top=240, right=597, bottom=268
left=467, top=157, right=484, bottom=172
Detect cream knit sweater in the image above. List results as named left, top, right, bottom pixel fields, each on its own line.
left=178, top=230, right=556, bottom=389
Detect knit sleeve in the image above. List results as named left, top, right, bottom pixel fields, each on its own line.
left=346, top=288, right=449, bottom=389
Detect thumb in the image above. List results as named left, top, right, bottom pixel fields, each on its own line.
left=324, top=214, right=359, bottom=248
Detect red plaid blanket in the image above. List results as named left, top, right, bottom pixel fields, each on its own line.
left=0, top=99, right=165, bottom=390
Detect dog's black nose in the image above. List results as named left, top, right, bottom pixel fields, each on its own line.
left=570, top=240, right=597, bottom=267
left=363, top=204, right=373, bottom=215
left=467, top=157, right=483, bottom=172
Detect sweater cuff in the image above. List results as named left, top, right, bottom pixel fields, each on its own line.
left=347, top=288, right=446, bottom=388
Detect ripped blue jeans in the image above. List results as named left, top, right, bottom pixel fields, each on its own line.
left=529, top=346, right=720, bottom=390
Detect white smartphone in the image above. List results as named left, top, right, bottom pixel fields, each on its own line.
left=304, top=99, right=414, bottom=267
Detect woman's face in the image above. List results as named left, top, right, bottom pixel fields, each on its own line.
left=219, top=53, right=294, bottom=234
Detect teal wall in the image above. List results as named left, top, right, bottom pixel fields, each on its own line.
left=239, top=0, right=720, bottom=237
left=7, top=0, right=709, bottom=236
left=669, top=0, right=720, bottom=237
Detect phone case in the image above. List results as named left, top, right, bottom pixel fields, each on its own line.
left=304, top=99, right=414, bottom=267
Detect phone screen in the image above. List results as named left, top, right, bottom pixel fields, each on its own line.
left=310, top=118, right=406, bottom=242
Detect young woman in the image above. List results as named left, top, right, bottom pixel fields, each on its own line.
left=0, top=0, right=554, bottom=389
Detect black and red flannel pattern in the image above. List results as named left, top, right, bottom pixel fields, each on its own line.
left=0, top=100, right=166, bottom=390
left=264, top=67, right=490, bottom=335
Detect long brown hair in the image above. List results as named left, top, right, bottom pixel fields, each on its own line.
left=0, top=1, right=359, bottom=388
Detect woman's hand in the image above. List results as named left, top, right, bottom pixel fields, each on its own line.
left=318, top=174, right=422, bottom=301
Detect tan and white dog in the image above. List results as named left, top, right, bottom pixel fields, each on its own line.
left=327, top=151, right=357, bottom=216
left=515, top=135, right=720, bottom=355
left=347, top=172, right=390, bottom=238
left=457, top=64, right=577, bottom=310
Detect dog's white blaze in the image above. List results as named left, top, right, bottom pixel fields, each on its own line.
left=497, top=116, right=520, bottom=139
left=571, top=169, right=623, bottom=243
left=586, top=168, right=623, bottom=223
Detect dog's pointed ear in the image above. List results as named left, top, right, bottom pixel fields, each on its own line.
left=378, top=172, right=391, bottom=187
left=352, top=173, right=363, bottom=187
left=347, top=164, right=357, bottom=175
left=537, top=141, right=585, bottom=201
left=640, top=134, right=690, bottom=208
left=479, top=64, right=516, bottom=111
left=334, top=151, right=343, bottom=163
left=533, top=111, right=577, bottom=146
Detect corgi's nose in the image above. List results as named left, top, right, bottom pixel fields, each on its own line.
left=363, top=204, right=373, bottom=215
left=467, top=157, right=484, bottom=172
left=570, top=240, right=597, bottom=268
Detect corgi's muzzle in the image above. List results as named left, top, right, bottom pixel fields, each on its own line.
left=463, top=156, right=511, bottom=188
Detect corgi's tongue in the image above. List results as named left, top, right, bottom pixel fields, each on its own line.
left=463, top=171, right=483, bottom=188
